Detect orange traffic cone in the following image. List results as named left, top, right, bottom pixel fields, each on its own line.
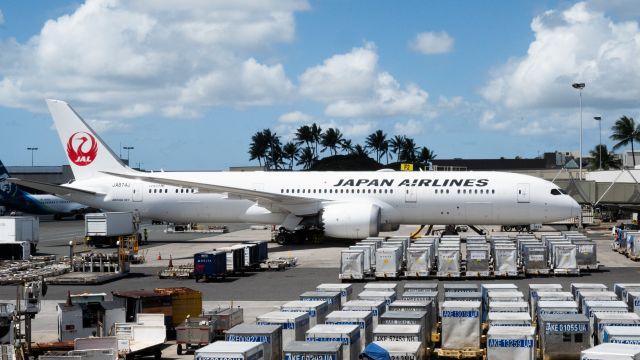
left=168, top=255, right=173, bottom=268
left=157, top=252, right=162, bottom=260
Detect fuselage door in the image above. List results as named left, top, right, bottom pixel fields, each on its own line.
left=517, top=183, right=530, bottom=203
left=132, top=183, right=143, bottom=202
left=405, top=187, right=417, bottom=203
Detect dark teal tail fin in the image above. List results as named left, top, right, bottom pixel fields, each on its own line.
left=0, top=160, right=18, bottom=200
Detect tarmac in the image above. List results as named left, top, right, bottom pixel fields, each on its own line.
left=3, top=219, right=640, bottom=357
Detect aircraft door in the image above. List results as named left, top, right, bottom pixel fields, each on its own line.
left=132, top=183, right=143, bottom=202
left=405, top=187, right=417, bottom=203
left=517, top=183, right=530, bottom=203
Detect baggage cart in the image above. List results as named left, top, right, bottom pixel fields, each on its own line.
left=175, top=317, right=215, bottom=355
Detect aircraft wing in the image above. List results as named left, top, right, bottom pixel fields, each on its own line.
left=102, top=171, right=322, bottom=209
left=7, top=178, right=102, bottom=196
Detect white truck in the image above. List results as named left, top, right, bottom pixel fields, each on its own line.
left=85, top=212, right=139, bottom=247
left=0, top=216, right=39, bottom=256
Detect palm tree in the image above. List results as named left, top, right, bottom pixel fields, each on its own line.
left=295, top=125, right=313, bottom=150
left=418, top=146, right=437, bottom=164
left=282, top=142, right=299, bottom=170
left=248, top=131, right=268, bottom=166
left=352, top=144, right=370, bottom=157
left=340, top=139, right=353, bottom=154
left=261, top=129, right=283, bottom=170
left=611, top=116, right=640, bottom=166
left=588, top=144, right=621, bottom=170
left=381, top=141, right=389, bottom=164
left=310, top=123, right=322, bottom=156
left=399, top=137, right=418, bottom=162
left=297, top=147, right=317, bottom=170
left=365, top=130, right=388, bottom=163
left=320, top=128, right=344, bottom=156
left=389, top=135, right=406, bottom=161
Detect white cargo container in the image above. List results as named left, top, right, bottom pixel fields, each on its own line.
left=487, top=326, right=536, bottom=360
left=358, top=290, right=396, bottom=306
left=487, top=312, right=532, bottom=327
left=371, top=341, right=424, bottom=360
left=578, top=291, right=619, bottom=312
left=280, top=300, right=329, bottom=327
left=614, top=284, right=640, bottom=302
left=440, top=301, right=481, bottom=350
left=572, top=283, right=608, bottom=298
left=317, top=284, right=354, bottom=303
left=627, top=292, right=640, bottom=316
left=68, top=349, right=117, bottom=360
left=226, top=324, right=283, bottom=360
left=403, top=283, right=438, bottom=293
left=552, top=244, right=578, bottom=273
left=603, top=326, right=640, bottom=345
left=85, top=212, right=135, bottom=237
left=195, top=342, right=265, bottom=360
left=375, top=247, right=402, bottom=278
left=363, top=283, right=398, bottom=294
left=481, top=284, right=518, bottom=321
left=594, top=312, right=640, bottom=345
left=373, top=324, right=422, bottom=345
left=342, top=300, right=386, bottom=325
left=488, top=301, right=529, bottom=314
left=339, top=250, right=365, bottom=280
left=379, top=311, right=429, bottom=347
left=405, top=248, right=431, bottom=277
left=325, top=310, right=373, bottom=349
left=436, top=247, right=461, bottom=277
left=300, top=291, right=342, bottom=312
left=349, top=245, right=373, bottom=274
left=283, top=341, right=342, bottom=360
left=493, top=246, right=518, bottom=276
left=306, top=324, right=361, bottom=360
left=256, top=311, right=310, bottom=346
left=581, top=343, right=640, bottom=360
left=584, top=301, right=630, bottom=318
left=0, top=217, right=39, bottom=245
left=537, top=300, right=579, bottom=320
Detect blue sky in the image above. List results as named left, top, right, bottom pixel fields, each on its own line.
left=1, top=0, right=639, bottom=170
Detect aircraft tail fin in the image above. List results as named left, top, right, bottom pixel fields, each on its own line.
left=0, top=159, right=19, bottom=201
left=46, top=99, right=132, bottom=181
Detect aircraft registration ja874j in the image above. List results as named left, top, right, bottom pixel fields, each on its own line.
left=8, top=100, right=580, bottom=243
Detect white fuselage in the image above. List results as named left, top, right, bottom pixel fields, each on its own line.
left=31, top=194, right=88, bottom=215
left=61, top=170, right=579, bottom=226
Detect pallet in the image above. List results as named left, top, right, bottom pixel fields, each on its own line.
left=552, top=268, right=580, bottom=275
left=435, top=348, right=485, bottom=359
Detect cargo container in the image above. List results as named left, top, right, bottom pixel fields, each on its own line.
left=580, top=343, right=640, bottom=360
left=443, top=283, right=479, bottom=293
left=256, top=312, right=309, bottom=347
left=364, top=283, right=399, bottom=294
left=300, top=291, right=342, bottom=312
left=487, top=312, right=531, bottom=327
left=74, top=336, right=118, bottom=359
left=0, top=216, right=39, bottom=251
left=231, top=243, right=259, bottom=268
left=528, top=284, right=563, bottom=316
left=283, top=341, right=342, bottom=360
left=403, top=283, right=438, bottom=293
left=339, top=250, right=366, bottom=280
left=111, top=290, right=173, bottom=329
left=218, top=246, right=244, bottom=274
left=615, top=284, right=640, bottom=303
left=440, top=301, right=481, bottom=350
left=573, top=240, right=598, bottom=269
left=175, top=317, right=216, bottom=354
left=153, top=287, right=202, bottom=330
left=539, top=313, right=590, bottom=359
left=57, top=301, right=125, bottom=341
left=379, top=311, right=429, bottom=347
left=194, top=251, right=227, bottom=282
left=226, top=324, right=283, bottom=360
left=443, top=291, right=482, bottom=303
left=405, top=248, right=431, bottom=277
left=552, top=244, right=578, bottom=273
left=306, top=324, right=361, bottom=360
left=603, top=326, right=640, bottom=345
left=465, top=245, right=491, bottom=277
left=84, top=212, right=136, bottom=247
left=69, top=349, right=117, bottom=360
left=400, top=292, right=438, bottom=317
left=488, top=301, right=529, bottom=314
left=627, top=292, right=640, bottom=317
left=195, top=341, right=265, bottom=360
left=572, top=283, right=608, bottom=297
left=486, top=326, right=536, bottom=360
left=348, top=245, right=373, bottom=274
left=358, top=291, right=396, bottom=306
left=536, top=300, right=580, bottom=321
left=325, top=311, right=373, bottom=349
left=0, top=241, right=30, bottom=260
left=281, top=301, right=329, bottom=327
left=370, top=341, right=424, bottom=360
left=375, top=247, right=402, bottom=278
left=594, top=313, right=640, bottom=345
left=203, top=307, right=244, bottom=336
left=342, top=300, right=386, bottom=325
left=316, top=284, right=354, bottom=303
left=534, top=293, right=576, bottom=319
left=493, top=246, right=518, bottom=276
left=522, top=245, right=549, bottom=275
left=373, top=324, right=422, bottom=349
left=578, top=291, right=619, bottom=312
left=584, top=301, right=630, bottom=322
left=249, top=240, right=269, bottom=263
left=436, top=247, right=461, bottom=277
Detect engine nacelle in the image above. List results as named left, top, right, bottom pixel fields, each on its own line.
left=321, top=202, right=381, bottom=239
left=380, top=223, right=400, bottom=232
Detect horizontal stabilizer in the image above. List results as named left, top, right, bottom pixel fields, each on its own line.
left=7, top=178, right=101, bottom=197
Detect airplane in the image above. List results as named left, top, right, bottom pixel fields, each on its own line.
left=0, top=159, right=91, bottom=219
left=8, top=99, right=581, bottom=244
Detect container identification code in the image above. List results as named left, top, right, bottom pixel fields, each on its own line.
left=390, top=355, right=416, bottom=360
left=545, top=323, right=587, bottom=333
left=488, top=339, right=534, bottom=348
left=611, top=339, right=640, bottom=344
left=227, top=335, right=271, bottom=343
left=257, top=321, right=296, bottom=330
left=442, top=310, right=479, bottom=318
left=306, top=336, right=352, bottom=345
left=374, top=335, right=419, bottom=342
left=285, top=355, right=336, bottom=360
left=326, top=320, right=366, bottom=329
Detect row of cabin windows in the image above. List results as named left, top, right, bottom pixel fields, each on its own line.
left=280, top=188, right=394, bottom=194
left=435, top=188, right=496, bottom=194
left=149, top=188, right=195, bottom=194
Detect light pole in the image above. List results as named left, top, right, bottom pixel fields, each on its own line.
left=572, top=82, right=585, bottom=179
left=123, top=146, right=134, bottom=165
left=594, top=116, right=602, bottom=170
left=27, top=147, right=38, bottom=167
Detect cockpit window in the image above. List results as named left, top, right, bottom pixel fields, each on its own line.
left=559, top=189, right=568, bottom=195
left=551, top=189, right=562, bottom=195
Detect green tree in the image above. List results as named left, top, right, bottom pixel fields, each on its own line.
left=588, top=144, right=621, bottom=170
left=248, top=131, right=268, bottom=166
left=295, top=125, right=313, bottom=150
left=282, top=142, right=299, bottom=170
left=340, top=139, right=354, bottom=154
left=310, top=123, right=323, bottom=157
left=610, top=116, right=640, bottom=166
left=352, top=144, right=370, bottom=157
left=399, top=137, right=418, bottom=162
left=320, top=128, right=344, bottom=156
left=418, top=146, right=437, bottom=164
left=365, top=130, right=388, bottom=163
left=297, top=147, right=317, bottom=170
left=261, top=129, right=284, bottom=170
left=389, top=135, right=406, bottom=161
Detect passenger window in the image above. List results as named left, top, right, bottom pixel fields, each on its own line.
left=492, top=189, right=495, bottom=194
left=149, top=189, right=151, bottom=193
left=457, top=189, right=460, bottom=194
left=165, top=189, right=168, bottom=193
left=390, top=189, right=393, bottom=194
left=446, top=189, right=449, bottom=194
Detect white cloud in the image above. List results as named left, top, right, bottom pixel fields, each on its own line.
left=479, top=110, right=510, bottom=130
left=299, top=43, right=430, bottom=118
left=278, top=111, right=312, bottom=123
left=393, top=119, right=422, bottom=136
left=0, top=0, right=308, bottom=125
left=481, top=2, right=640, bottom=111
left=409, top=31, right=454, bottom=55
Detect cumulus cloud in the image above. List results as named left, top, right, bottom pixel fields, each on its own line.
left=393, top=119, right=422, bottom=136
left=299, top=43, right=430, bottom=118
left=278, top=111, right=313, bottom=123
left=0, top=0, right=308, bottom=123
left=409, top=31, right=454, bottom=55
left=481, top=2, right=640, bottom=111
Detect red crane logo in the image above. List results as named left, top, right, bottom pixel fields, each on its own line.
left=67, top=132, right=98, bottom=166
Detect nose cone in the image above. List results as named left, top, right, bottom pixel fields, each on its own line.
left=570, top=199, right=581, bottom=218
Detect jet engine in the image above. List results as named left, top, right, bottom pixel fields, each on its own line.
left=321, top=202, right=381, bottom=239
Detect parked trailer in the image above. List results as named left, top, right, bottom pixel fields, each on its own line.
left=195, top=341, right=265, bottom=360
left=486, top=326, right=536, bottom=360
left=283, top=341, right=342, bottom=360
left=0, top=216, right=39, bottom=253
left=306, top=324, right=361, bottom=360
left=194, top=251, right=227, bottom=282
left=84, top=212, right=137, bottom=247
left=226, top=324, right=283, bottom=360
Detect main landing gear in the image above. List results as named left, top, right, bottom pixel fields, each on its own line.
left=276, top=228, right=323, bottom=245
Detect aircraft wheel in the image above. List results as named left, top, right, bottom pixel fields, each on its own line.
left=515, top=225, right=523, bottom=232
left=503, top=225, right=512, bottom=232
left=276, top=233, right=289, bottom=245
